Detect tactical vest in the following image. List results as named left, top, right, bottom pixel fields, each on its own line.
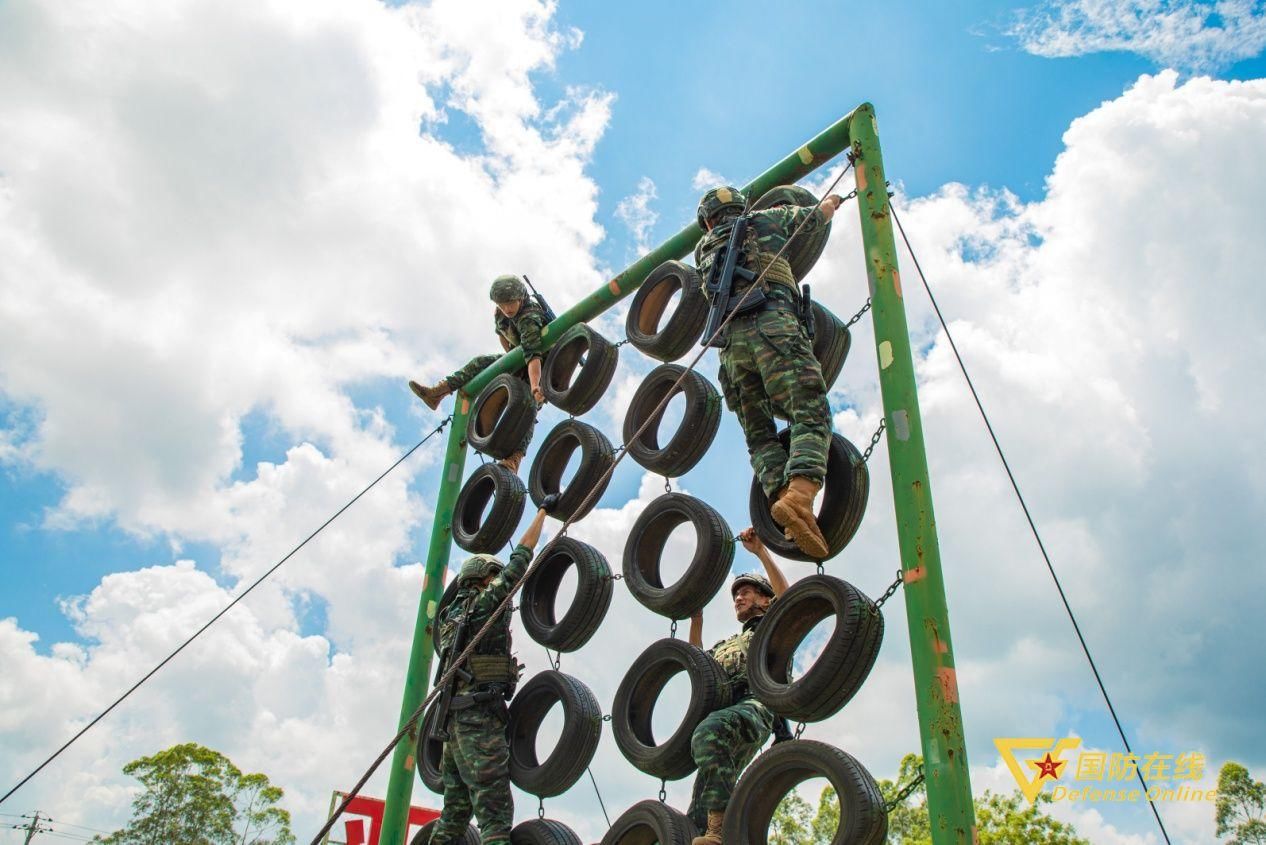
left=494, top=300, right=545, bottom=348
left=710, top=627, right=756, bottom=687
left=440, top=588, right=518, bottom=688
left=695, top=213, right=799, bottom=300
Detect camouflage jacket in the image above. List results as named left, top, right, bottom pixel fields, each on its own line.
left=439, top=544, right=533, bottom=681
left=694, top=205, right=827, bottom=295
left=493, top=300, right=548, bottom=363
left=708, top=609, right=776, bottom=691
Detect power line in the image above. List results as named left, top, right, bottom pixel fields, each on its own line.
left=0, top=416, right=454, bottom=809
left=309, top=165, right=857, bottom=844
left=889, top=201, right=1172, bottom=845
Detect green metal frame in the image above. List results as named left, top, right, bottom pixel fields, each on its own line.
left=377, top=104, right=976, bottom=845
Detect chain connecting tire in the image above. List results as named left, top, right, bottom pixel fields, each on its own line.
left=468, top=373, right=536, bottom=459
left=746, top=575, right=883, bottom=722
left=601, top=799, right=697, bottom=845
left=512, top=818, right=582, bottom=845
left=529, top=420, right=615, bottom=522
left=415, top=698, right=446, bottom=794
left=509, top=670, right=603, bottom=798
left=749, top=431, right=869, bottom=562
left=625, top=260, right=708, bottom=362
left=623, top=365, right=721, bottom=477
left=611, top=638, right=730, bottom=780
left=411, top=820, right=479, bottom=845
left=722, top=740, right=887, bottom=845
left=452, top=463, right=527, bottom=553
left=541, top=324, right=619, bottom=416
left=623, top=493, right=734, bottom=620
left=811, top=301, right=852, bottom=389
left=751, top=184, right=832, bottom=282
left=520, top=537, right=613, bottom=652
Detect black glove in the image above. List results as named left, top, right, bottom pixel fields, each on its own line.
left=540, top=493, right=562, bottom=514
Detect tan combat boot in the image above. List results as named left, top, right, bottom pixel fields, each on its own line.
left=691, top=810, right=724, bottom=845
left=498, top=450, right=525, bottom=474
left=408, top=380, right=450, bottom=411
left=770, top=475, right=829, bottom=559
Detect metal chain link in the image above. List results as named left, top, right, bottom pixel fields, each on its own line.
left=874, top=570, right=904, bottom=610
left=844, top=298, right=872, bottom=329
left=862, top=418, right=886, bottom=463
left=664, top=476, right=672, bottom=494
left=658, top=779, right=668, bottom=803
left=669, top=619, right=678, bottom=639
left=883, top=772, right=926, bottom=814
left=794, top=722, right=806, bottom=739
left=613, top=338, right=631, bottom=348
left=538, top=797, right=546, bottom=819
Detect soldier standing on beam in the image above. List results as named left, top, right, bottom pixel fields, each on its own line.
left=694, top=186, right=846, bottom=558
left=409, top=275, right=548, bottom=473
left=687, top=528, right=791, bottom=844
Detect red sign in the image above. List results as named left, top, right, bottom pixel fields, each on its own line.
left=325, top=792, right=441, bottom=845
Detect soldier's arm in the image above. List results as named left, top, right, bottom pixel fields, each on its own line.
left=482, top=506, right=552, bottom=605
left=499, top=335, right=513, bottom=353
left=739, top=527, right=789, bottom=597
left=689, top=610, right=703, bottom=648
left=516, top=312, right=547, bottom=402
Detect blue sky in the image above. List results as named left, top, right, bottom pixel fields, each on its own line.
left=2, top=1, right=1266, bottom=843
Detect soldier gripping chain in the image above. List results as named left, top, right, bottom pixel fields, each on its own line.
left=408, top=274, right=550, bottom=473
left=686, top=529, right=790, bottom=844
left=427, top=496, right=558, bottom=844
left=694, top=186, right=846, bottom=558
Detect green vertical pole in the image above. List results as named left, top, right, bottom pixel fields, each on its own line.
left=378, top=397, right=470, bottom=845
left=849, top=104, right=975, bottom=842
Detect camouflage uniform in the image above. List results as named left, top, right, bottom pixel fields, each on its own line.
left=444, top=300, right=549, bottom=391
left=695, top=204, right=832, bottom=498
left=687, top=614, right=777, bottom=830
left=430, top=545, right=531, bottom=845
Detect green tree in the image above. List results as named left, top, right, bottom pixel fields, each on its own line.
left=769, top=790, right=815, bottom=844
left=974, top=790, right=1088, bottom=845
left=1216, top=761, right=1266, bottom=844
left=94, top=742, right=294, bottom=845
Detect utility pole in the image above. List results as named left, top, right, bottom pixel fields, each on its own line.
left=16, top=811, right=51, bottom=843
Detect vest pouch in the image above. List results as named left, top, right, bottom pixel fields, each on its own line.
left=468, top=654, right=518, bottom=685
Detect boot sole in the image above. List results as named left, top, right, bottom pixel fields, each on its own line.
left=770, top=500, right=830, bottom=559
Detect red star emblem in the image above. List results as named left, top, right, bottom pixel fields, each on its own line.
left=1034, top=752, right=1065, bottom=780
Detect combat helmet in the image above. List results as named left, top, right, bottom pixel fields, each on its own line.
left=489, top=274, right=529, bottom=304
left=696, top=185, right=748, bottom=228
left=730, top=571, right=775, bottom=599
left=459, top=554, right=503, bottom=585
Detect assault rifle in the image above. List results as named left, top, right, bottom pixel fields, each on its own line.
left=522, top=275, right=557, bottom=324
left=428, top=598, right=474, bottom=742
left=700, top=216, right=762, bottom=348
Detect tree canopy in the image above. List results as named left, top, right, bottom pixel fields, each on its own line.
left=94, top=742, right=294, bottom=845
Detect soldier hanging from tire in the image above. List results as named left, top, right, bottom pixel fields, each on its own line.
left=694, top=186, right=847, bottom=558
left=685, top=528, right=793, bottom=844
left=428, top=495, right=559, bottom=845
left=409, top=275, right=549, bottom=473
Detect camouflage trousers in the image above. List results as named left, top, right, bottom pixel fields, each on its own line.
left=687, top=698, right=776, bottom=827
left=430, top=705, right=512, bottom=845
left=717, top=302, right=830, bottom=497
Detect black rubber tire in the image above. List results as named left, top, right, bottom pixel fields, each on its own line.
left=508, top=670, right=603, bottom=798
left=415, top=697, right=446, bottom=795
left=520, top=537, right=613, bottom=652
left=467, top=373, right=537, bottom=459
left=749, top=431, right=869, bottom=562
left=722, top=740, right=887, bottom=845
left=431, top=576, right=464, bottom=657
left=750, top=184, right=832, bottom=282
left=452, top=463, right=527, bottom=554
left=746, top=575, right=883, bottom=722
left=623, top=365, right=722, bottom=477
left=622, top=493, right=734, bottom=621
left=611, top=638, right=730, bottom=780
left=600, top=799, right=697, bottom=845
left=625, top=260, right=708, bottom=362
left=811, top=301, right=852, bottom=389
left=541, top=324, right=619, bottom=416
left=411, top=819, right=479, bottom=845
left=512, top=818, right=582, bottom=845
left=528, top=420, right=615, bottom=522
